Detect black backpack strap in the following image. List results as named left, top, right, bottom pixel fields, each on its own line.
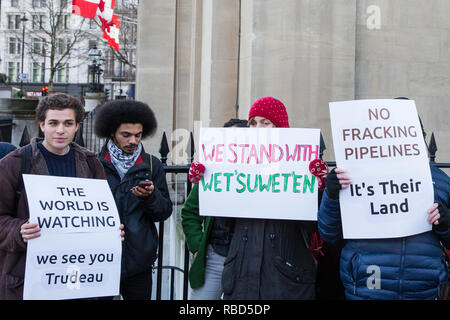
left=86, top=155, right=97, bottom=178
left=15, top=144, right=33, bottom=203
left=149, top=154, right=153, bottom=174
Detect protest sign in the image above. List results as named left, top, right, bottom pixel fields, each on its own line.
left=22, top=175, right=121, bottom=300
left=329, top=99, right=434, bottom=239
left=198, top=127, right=320, bottom=221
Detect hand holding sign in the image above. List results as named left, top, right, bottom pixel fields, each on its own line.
left=119, top=224, right=125, bottom=241
left=189, top=161, right=205, bottom=185
left=308, top=159, right=329, bottom=190
left=429, top=202, right=450, bottom=232
left=325, top=168, right=352, bottom=200
left=20, top=221, right=41, bottom=243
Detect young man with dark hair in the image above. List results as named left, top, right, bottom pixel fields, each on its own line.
left=94, top=99, right=172, bottom=300
left=0, top=93, right=123, bottom=300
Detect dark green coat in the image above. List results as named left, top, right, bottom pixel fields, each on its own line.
left=181, top=185, right=213, bottom=289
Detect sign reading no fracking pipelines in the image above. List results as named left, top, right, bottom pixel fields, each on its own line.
left=198, top=127, right=321, bottom=221
left=329, top=99, right=434, bottom=239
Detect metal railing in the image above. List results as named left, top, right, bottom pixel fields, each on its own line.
left=155, top=131, right=194, bottom=300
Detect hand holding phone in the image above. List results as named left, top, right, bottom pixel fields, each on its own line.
left=131, top=179, right=154, bottom=199
left=138, top=179, right=153, bottom=188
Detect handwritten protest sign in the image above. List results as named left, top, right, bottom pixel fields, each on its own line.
left=198, top=127, right=320, bottom=220
left=22, top=175, right=121, bottom=300
left=329, top=99, right=434, bottom=239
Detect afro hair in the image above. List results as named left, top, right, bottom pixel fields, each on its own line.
left=94, top=99, right=157, bottom=139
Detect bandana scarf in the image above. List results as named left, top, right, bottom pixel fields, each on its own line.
left=107, top=139, right=142, bottom=180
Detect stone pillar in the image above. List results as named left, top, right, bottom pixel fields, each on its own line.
left=238, top=0, right=358, bottom=161
left=355, top=0, right=450, bottom=164
left=137, top=0, right=240, bottom=163
left=84, top=92, right=105, bottom=112
left=171, top=0, right=203, bottom=164
left=136, top=1, right=177, bottom=159
left=199, top=0, right=240, bottom=129
left=136, top=1, right=188, bottom=300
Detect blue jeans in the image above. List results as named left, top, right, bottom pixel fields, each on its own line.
left=189, top=245, right=226, bottom=300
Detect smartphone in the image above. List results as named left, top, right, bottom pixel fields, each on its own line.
left=138, top=179, right=153, bottom=188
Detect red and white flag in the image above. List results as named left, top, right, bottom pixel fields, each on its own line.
left=97, top=0, right=116, bottom=32
left=99, top=0, right=120, bottom=50
left=72, top=0, right=100, bottom=19
left=72, top=0, right=120, bottom=51
left=103, top=14, right=120, bottom=50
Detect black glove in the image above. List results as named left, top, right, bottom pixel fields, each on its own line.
left=433, top=202, right=450, bottom=232
left=325, top=168, right=341, bottom=200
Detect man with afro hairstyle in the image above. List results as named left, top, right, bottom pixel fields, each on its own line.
left=94, top=99, right=172, bottom=300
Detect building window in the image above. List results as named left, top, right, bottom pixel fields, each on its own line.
left=89, top=19, right=97, bottom=29
left=32, top=15, right=39, bottom=29
left=33, top=0, right=46, bottom=8
left=88, top=40, right=97, bottom=50
left=33, top=62, right=42, bottom=82
left=33, top=38, right=45, bottom=54
left=8, top=62, right=20, bottom=82
left=56, top=15, right=70, bottom=30
left=56, top=39, right=65, bottom=55
left=8, top=38, right=21, bottom=55
left=56, top=64, right=69, bottom=83
left=8, top=15, right=21, bottom=30
left=32, top=15, right=46, bottom=30
left=104, top=50, right=113, bottom=75
left=11, top=0, right=19, bottom=7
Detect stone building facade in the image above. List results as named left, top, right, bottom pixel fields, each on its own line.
left=137, top=0, right=450, bottom=167
left=136, top=0, right=450, bottom=299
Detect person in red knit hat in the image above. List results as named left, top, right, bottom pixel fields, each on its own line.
left=248, top=96, right=290, bottom=128
left=189, top=96, right=320, bottom=300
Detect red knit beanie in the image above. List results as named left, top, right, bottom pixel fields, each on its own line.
left=248, top=96, right=290, bottom=128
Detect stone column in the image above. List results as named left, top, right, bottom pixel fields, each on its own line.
left=136, top=1, right=177, bottom=159
left=137, top=0, right=240, bottom=163
left=238, top=0, right=358, bottom=161
left=355, top=0, right=450, bottom=165
left=84, top=92, right=105, bottom=112
left=199, top=0, right=240, bottom=129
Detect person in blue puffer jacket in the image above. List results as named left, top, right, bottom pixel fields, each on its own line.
left=318, top=164, right=450, bottom=300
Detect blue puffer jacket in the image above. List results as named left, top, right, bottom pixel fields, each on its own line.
left=318, top=164, right=450, bottom=300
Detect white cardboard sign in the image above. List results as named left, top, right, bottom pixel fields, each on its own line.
left=329, top=99, right=434, bottom=239
left=22, top=175, right=122, bottom=300
left=198, top=127, right=320, bottom=221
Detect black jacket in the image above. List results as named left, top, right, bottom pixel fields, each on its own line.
left=222, top=218, right=316, bottom=300
left=99, top=145, right=172, bottom=279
